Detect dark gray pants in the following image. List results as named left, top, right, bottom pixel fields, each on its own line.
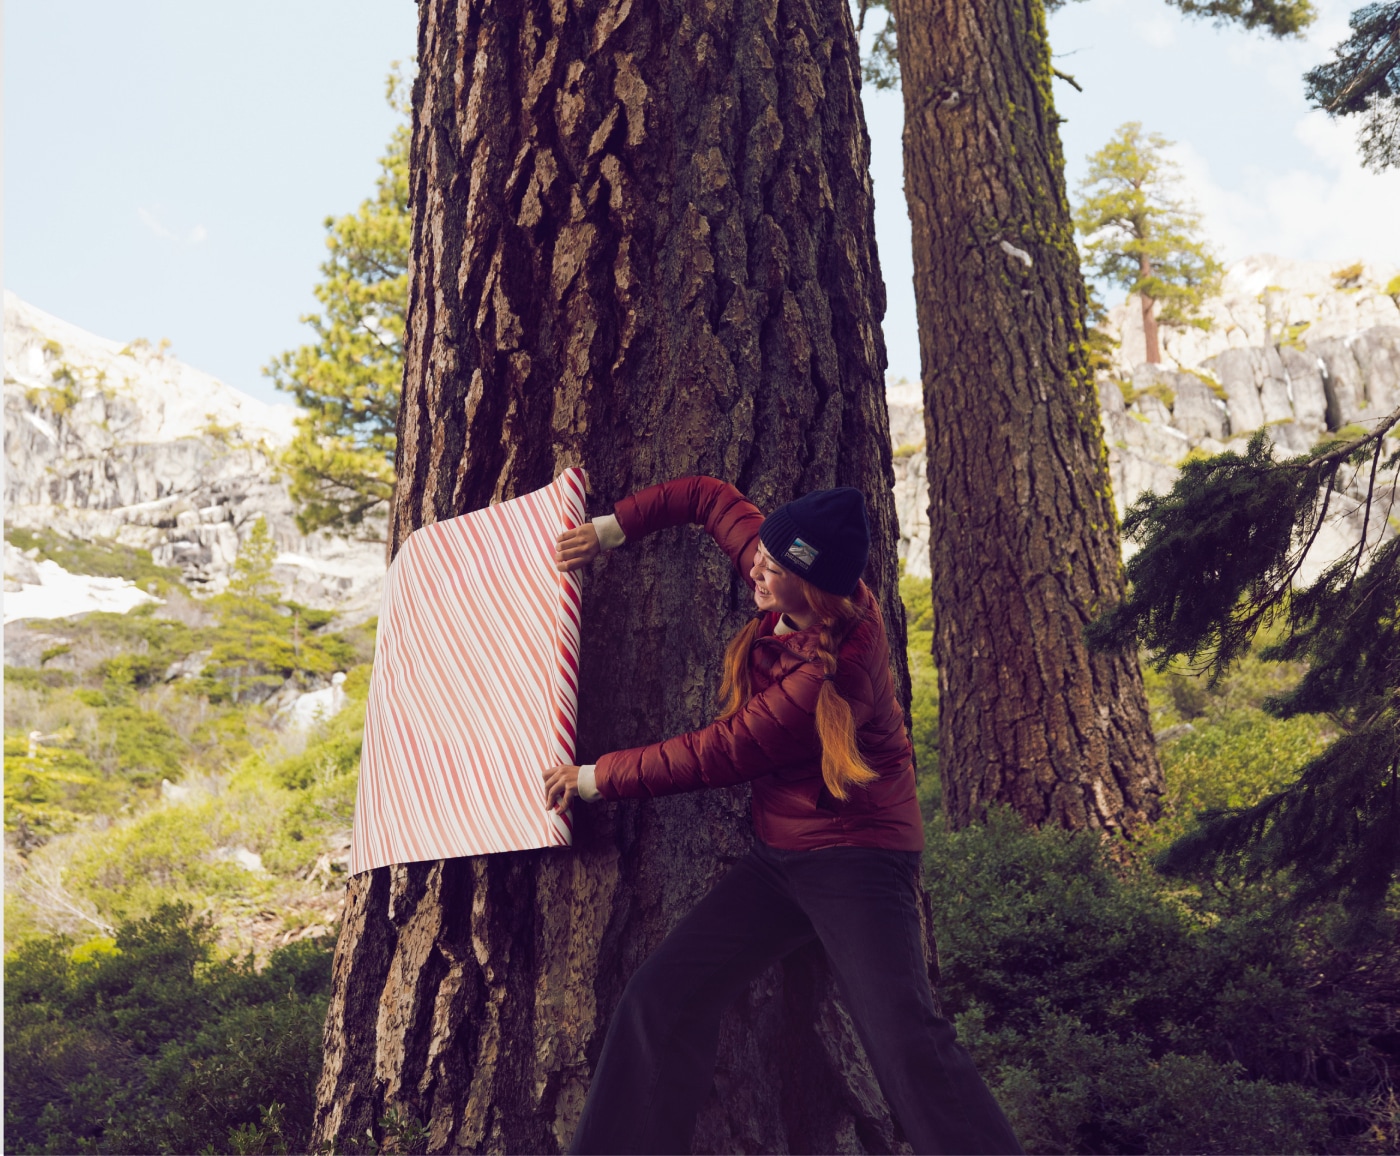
left=569, top=841, right=1022, bottom=1155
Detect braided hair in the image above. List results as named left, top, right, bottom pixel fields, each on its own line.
left=717, top=579, right=878, bottom=801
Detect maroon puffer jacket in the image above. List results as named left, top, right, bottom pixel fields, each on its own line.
left=593, top=476, right=924, bottom=852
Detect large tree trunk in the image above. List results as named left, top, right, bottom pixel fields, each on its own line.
left=314, top=1, right=927, bottom=1152
left=890, top=0, right=1163, bottom=831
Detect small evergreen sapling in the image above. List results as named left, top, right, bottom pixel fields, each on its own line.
left=1089, top=406, right=1400, bottom=931
left=202, top=519, right=353, bottom=704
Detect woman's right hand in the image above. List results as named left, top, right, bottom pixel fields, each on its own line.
left=555, top=523, right=600, bottom=572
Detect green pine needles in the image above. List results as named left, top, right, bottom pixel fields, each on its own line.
left=1305, top=1, right=1400, bottom=171
left=1089, top=407, right=1400, bottom=932
left=1164, top=0, right=1316, bottom=34
left=265, top=69, right=411, bottom=539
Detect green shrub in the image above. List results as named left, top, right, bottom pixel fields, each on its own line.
left=91, top=703, right=186, bottom=785
left=896, top=569, right=1383, bottom=1151
left=72, top=603, right=205, bottom=673
left=1331, top=261, right=1365, bottom=290
left=962, top=1008, right=1328, bottom=1154
left=4, top=730, right=118, bottom=837
left=3, top=905, right=333, bottom=1156
left=63, top=802, right=253, bottom=924
left=922, top=809, right=1374, bottom=1148
left=900, top=574, right=939, bottom=815
left=146, top=996, right=327, bottom=1155
left=4, top=664, right=76, bottom=690
left=1155, top=708, right=1331, bottom=844
left=1138, top=651, right=1334, bottom=857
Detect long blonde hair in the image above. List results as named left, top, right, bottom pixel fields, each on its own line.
left=717, top=578, right=879, bottom=801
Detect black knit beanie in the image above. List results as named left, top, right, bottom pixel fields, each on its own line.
left=759, top=487, right=870, bottom=596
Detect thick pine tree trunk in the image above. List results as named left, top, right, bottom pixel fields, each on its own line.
left=890, top=0, right=1163, bottom=831
left=314, top=1, right=928, bottom=1152
left=1138, top=256, right=1161, bottom=364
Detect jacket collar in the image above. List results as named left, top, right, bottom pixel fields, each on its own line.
left=757, top=612, right=822, bottom=658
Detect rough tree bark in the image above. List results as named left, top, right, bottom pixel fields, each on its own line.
left=890, top=0, right=1163, bottom=831
left=1138, top=257, right=1161, bottom=364
left=314, top=0, right=928, bottom=1152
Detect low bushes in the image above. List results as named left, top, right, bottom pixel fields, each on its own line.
left=922, top=810, right=1383, bottom=1153
left=902, top=574, right=1393, bottom=1153
left=4, top=905, right=333, bottom=1155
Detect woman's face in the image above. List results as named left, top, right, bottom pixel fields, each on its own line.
left=751, top=543, right=812, bottom=619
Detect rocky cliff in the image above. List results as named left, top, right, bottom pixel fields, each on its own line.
left=890, top=256, right=1400, bottom=581
left=4, top=293, right=386, bottom=617
left=8, top=256, right=1395, bottom=610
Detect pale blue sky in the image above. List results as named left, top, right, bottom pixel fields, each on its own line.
left=6, top=0, right=1398, bottom=402
left=5, top=1, right=418, bottom=404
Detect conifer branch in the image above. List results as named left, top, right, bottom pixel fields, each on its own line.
left=1292, top=402, right=1400, bottom=470
left=1323, top=23, right=1400, bottom=112
left=1240, top=463, right=1338, bottom=639
left=1348, top=433, right=1387, bottom=591
left=1092, top=395, right=1400, bottom=925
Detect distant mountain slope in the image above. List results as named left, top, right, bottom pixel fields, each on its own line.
left=3, top=293, right=385, bottom=617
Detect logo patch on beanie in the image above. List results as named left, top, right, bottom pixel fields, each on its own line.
left=785, top=538, right=819, bottom=570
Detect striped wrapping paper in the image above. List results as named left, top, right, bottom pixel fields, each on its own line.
left=349, top=469, right=586, bottom=874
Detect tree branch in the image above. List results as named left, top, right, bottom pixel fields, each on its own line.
left=1325, top=24, right=1400, bottom=113
left=1293, top=402, right=1400, bottom=471
left=1227, top=463, right=1339, bottom=648
left=1346, top=431, right=1387, bottom=591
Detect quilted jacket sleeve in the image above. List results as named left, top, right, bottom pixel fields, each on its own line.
left=613, top=476, right=764, bottom=588
left=594, top=661, right=824, bottom=799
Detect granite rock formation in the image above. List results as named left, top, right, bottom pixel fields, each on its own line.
left=892, top=257, right=1400, bottom=580
left=4, top=293, right=386, bottom=618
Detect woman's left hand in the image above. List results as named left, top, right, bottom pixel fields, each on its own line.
left=543, top=764, right=580, bottom=812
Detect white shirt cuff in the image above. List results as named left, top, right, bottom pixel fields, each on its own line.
left=592, top=513, right=626, bottom=551
left=577, top=764, right=601, bottom=801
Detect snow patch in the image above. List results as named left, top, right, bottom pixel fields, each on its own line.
left=3, top=557, right=160, bottom=624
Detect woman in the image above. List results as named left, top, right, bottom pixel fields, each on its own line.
left=544, top=476, right=1020, bottom=1156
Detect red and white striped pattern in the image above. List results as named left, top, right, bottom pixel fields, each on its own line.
left=349, top=469, right=587, bottom=874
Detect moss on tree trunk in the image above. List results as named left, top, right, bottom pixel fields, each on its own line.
left=890, top=0, right=1163, bottom=832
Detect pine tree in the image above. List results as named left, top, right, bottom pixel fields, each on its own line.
left=265, top=71, right=410, bottom=540
left=1074, top=123, right=1223, bottom=366
left=890, top=0, right=1164, bottom=832
left=1088, top=409, right=1400, bottom=933
left=1305, top=1, right=1400, bottom=171
left=1163, top=0, right=1315, bottom=32
left=203, top=519, right=350, bottom=704
left=869, top=0, right=1308, bottom=832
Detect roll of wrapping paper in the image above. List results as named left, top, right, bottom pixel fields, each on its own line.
left=350, top=469, right=586, bottom=873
